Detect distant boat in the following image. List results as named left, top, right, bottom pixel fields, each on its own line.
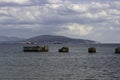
left=26, top=41, right=36, bottom=45
left=53, top=41, right=62, bottom=44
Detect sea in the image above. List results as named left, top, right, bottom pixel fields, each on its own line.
left=0, top=43, right=120, bottom=80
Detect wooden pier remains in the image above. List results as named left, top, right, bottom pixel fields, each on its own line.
left=23, top=46, right=49, bottom=52
left=58, top=47, right=69, bottom=52
left=88, top=47, right=96, bottom=53
left=115, top=47, right=120, bottom=53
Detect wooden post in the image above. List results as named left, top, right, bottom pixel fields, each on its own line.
left=88, top=47, right=96, bottom=53
left=58, top=47, right=69, bottom=52
left=115, top=47, right=120, bottom=53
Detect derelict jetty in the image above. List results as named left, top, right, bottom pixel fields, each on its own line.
left=23, top=46, right=49, bottom=52
left=23, top=45, right=120, bottom=54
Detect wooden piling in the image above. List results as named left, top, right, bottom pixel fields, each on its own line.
left=88, top=47, right=96, bottom=53
left=58, top=47, right=69, bottom=52
left=115, top=47, right=120, bottom=53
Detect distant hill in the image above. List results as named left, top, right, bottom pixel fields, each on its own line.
left=0, top=36, right=24, bottom=42
left=24, top=35, right=97, bottom=44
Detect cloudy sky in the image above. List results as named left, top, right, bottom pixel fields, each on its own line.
left=0, top=0, right=120, bottom=43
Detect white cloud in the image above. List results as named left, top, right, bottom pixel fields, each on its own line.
left=0, top=24, right=41, bottom=31
left=6, top=7, right=41, bottom=21
left=56, top=23, right=93, bottom=37
left=48, top=0, right=62, bottom=3
left=99, top=11, right=107, bottom=16
left=91, top=2, right=110, bottom=8
left=68, top=4, right=88, bottom=12
left=107, top=9, right=120, bottom=15
left=0, top=8, right=8, bottom=14
left=109, top=26, right=120, bottom=30
left=83, top=11, right=107, bottom=19
left=68, top=23, right=93, bottom=36
left=0, top=16, right=9, bottom=20
left=45, top=3, right=62, bottom=11
left=0, top=0, right=30, bottom=4
left=113, top=1, right=120, bottom=8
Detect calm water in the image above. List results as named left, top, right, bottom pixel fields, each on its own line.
left=0, top=44, right=120, bottom=80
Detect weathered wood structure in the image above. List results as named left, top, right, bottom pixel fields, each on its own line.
left=88, top=47, right=96, bottom=53
left=58, top=47, right=69, bottom=52
left=115, top=47, right=120, bottom=53
left=23, top=46, right=49, bottom=52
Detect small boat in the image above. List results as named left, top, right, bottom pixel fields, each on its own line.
left=23, top=46, right=49, bottom=52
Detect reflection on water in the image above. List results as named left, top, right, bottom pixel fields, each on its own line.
left=0, top=44, right=120, bottom=80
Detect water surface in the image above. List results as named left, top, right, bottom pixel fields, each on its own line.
left=0, top=44, right=120, bottom=80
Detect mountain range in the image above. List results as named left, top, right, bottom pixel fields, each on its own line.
left=0, top=35, right=98, bottom=44
left=23, top=35, right=97, bottom=44
left=0, top=36, right=24, bottom=42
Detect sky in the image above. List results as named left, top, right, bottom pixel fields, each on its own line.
left=0, top=0, right=120, bottom=43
